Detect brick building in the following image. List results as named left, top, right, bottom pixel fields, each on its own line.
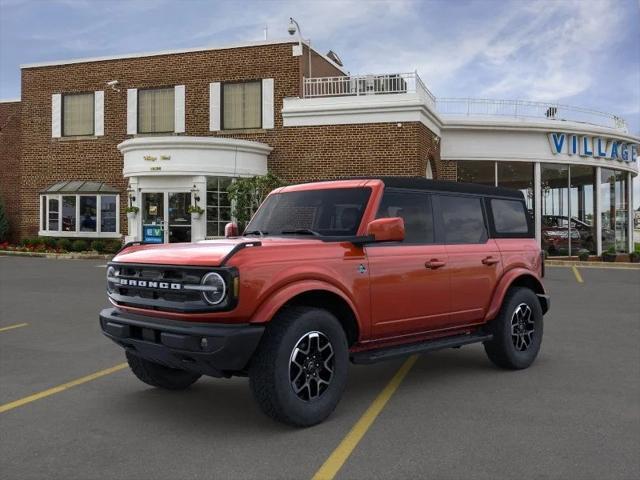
left=0, top=38, right=637, bottom=254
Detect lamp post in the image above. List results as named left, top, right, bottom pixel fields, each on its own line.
left=288, top=17, right=312, bottom=82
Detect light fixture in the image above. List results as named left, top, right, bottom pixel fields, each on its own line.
left=288, top=17, right=312, bottom=78
left=126, top=187, right=136, bottom=204
left=191, top=185, right=200, bottom=203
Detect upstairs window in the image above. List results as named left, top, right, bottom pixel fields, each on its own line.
left=222, top=81, right=261, bottom=129
left=62, top=92, right=94, bottom=136
left=138, top=87, right=175, bottom=133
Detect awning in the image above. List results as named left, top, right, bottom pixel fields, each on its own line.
left=40, top=180, right=120, bottom=194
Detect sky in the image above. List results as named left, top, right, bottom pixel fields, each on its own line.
left=0, top=0, right=639, bottom=203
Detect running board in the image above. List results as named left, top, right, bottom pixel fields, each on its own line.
left=350, top=332, right=493, bottom=365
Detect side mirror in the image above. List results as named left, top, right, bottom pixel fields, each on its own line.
left=366, top=217, right=405, bottom=242
left=224, top=222, right=239, bottom=238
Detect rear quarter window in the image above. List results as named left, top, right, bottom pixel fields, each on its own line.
left=437, top=195, right=488, bottom=244
left=490, top=199, right=531, bottom=235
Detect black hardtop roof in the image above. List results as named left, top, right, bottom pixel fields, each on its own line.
left=316, top=176, right=525, bottom=199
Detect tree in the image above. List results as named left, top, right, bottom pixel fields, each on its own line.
left=0, top=197, right=9, bottom=242
left=227, top=173, right=286, bottom=230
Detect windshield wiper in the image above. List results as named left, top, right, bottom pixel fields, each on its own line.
left=280, top=228, right=322, bottom=236
left=244, top=230, right=268, bottom=236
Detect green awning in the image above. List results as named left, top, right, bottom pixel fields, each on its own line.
left=41, top=181, right=120, bottom=194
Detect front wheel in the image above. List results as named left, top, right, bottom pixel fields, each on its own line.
left=249, top=306, right=349, bottom=427
left=484, top=287, right=544, bottom=370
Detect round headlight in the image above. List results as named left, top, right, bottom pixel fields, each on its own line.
left=201, top=272, right=226, bottom=305
left=106, top=266, right=117, bottom=294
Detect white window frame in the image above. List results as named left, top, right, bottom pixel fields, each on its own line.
left=59, top=91, right=100, bottom=137
left=39, top=193, right=121, bottom=238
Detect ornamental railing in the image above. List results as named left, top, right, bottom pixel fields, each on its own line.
left=435, top=98, right=628, bottom=131
left=303, top=72, right=436, bottom=108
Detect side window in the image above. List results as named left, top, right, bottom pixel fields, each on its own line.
left=376, top=190, right=434, bottom=243
left=491, top=199, right=529, bottom=234
left=439, top=195, right=487, bottom=244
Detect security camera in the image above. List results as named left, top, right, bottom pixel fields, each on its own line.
left=106, top=80, right=118, bottom=86
left=288, top=18, right=297, bottom=36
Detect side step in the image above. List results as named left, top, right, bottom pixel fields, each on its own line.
left=350, top=332, right=493, bottom=365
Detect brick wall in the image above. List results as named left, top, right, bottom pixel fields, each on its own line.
left=0, top=101, right=21, bottom=242
left=15, top=41, right=441, bottom=240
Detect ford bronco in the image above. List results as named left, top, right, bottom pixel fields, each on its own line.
left=100, top=177, right=549, bottom=427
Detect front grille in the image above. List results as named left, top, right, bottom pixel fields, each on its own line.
left=107, top=263, right=235, bottom=313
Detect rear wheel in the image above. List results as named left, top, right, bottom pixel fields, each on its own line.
left=126, top=351, right=201, bottom=390
left=484, top=287, right=543, bottom=370
left=249, top=306, right=349, bottom=427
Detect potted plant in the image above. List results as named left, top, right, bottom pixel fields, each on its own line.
left=187, top=205, right=204, bottom=219
left=602, top=245, right=617, bottom=262
left=630, top=247, right=640, bottom=263
left=577, top=249, right=590, bottom=261
left=126, top=206, right=139, bottom=221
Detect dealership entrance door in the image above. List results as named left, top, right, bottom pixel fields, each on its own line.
left=141, top=192, right=191, bottom=243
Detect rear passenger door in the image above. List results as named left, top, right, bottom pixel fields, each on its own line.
left=434, top=194, right=502, bottom=325
left=366, top=189, right=451, bottom=339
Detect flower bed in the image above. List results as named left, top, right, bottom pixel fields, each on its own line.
left=0, top=237, right=122, bottom=255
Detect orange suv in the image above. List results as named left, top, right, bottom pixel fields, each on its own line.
left=100, top=177, right=549, bottom=426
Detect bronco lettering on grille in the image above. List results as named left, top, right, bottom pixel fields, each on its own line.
left=119, top=278, right=182, bottom=290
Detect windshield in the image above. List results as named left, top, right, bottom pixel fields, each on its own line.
left=245, top=187, right=371, bottom=237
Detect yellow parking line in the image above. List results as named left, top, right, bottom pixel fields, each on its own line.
left=571, top=265, right=584, bottom=283
left=0, top=323, right=28, bottom=333
left=311, top=355, right=419, bottom=480
left=0, top=363, right=127, bottom=414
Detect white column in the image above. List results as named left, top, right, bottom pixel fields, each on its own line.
left=595, top=166, right=602, bottom=256
left=191, top=175, right=207, bottom=242
left=534, top=162, right=541, bottom=246
left=125, top=178, right=140, bottom=243
left=628, top=172, right=634, bottom=253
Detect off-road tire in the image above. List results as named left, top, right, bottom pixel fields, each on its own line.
left=249, top=306, right=349, bottom=427
left=126, top=351, right=201, bottom=390
left=484, top=287, right=543, bottom=370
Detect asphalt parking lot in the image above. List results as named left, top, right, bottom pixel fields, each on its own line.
left=1, top=256, right=639, bottom=480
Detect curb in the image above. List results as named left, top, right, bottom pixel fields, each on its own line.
left=0, top=250, right=114, bottom=260
left=546, top=260, right=640, bottom=270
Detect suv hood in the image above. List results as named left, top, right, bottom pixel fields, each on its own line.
left=112, top=237, right=321, bottom=267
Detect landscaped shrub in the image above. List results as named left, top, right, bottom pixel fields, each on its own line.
left=577, top=249, right=590, bottom=261
left=40, top=237, right=57, bottom=249
left=104, top=240, right=122, bottom=254
left=0, top=198, right=9, bottom=242
left=91, top=240, right=106, bottom=253
left=71, top=239, right=89, bottom=252
left=21, top=237, right=41, bottom=247
left=57, top=238, right=72, bottom=251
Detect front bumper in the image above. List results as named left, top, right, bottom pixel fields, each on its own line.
left=99, top=308, right=264, bottom=377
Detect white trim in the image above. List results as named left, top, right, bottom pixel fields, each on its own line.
left=94, top=90, right=104, bottom=136
left=127, top=89, right=137, bottom=135
left=51, top=94, right=61, bottom=138
left=39, top=193, right=120, bottom=237
left=20, top=39, right=301, bottom=69
left=628, top=172, right=634, bottom=253
left=0, top=97, right=20, bottom=103
left=209, top=82, right=221, bottom=131
left=262, top=78, right=274, bottom=129
left=38, top=231, right=122, bottom=239
left=174, top=85, right=186, bottom=133
left=534, top=162, right=541, bottom=245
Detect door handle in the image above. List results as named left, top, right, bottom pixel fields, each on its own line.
left=482, top=256, right=500, bottom=266
left=425, top=259, right=446, bottom=269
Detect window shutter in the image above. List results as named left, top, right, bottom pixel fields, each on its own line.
left=94, top=91, right=104, bottom=136
left=262, top=78, right=274, bottom=129
left=127, top=88, right=137, bottom=135
left=209, top=82, right=220, bottom=131
left=51, top=94, right=62, bottom=138
left=174, top=85, right=185, bottom=133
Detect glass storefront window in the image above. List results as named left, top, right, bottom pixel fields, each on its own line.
left=206, top=177, right=234, bottom=237
left=601, top=169, right=628, bottom=253
left=62, top=196, right=76, bottom=232
left=456, top=160, right=495, bottom=186
left=570, top=165, right=596, bottom=254
left=497, top=161, right=535, bottom=224
left=541, top=164, right=570, bottom=256
left=79, top=196, right=97, bottom=232
left=100, top=195, right=117, bottom=233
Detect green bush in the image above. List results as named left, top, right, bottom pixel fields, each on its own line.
left=91, top=240, right=106, bottom=253
left=71, top=239, right=89, bottom=252
left=57, top=238, right=72, bottom=251
left=227, top=173, right=286, bottom=230
left=21, top=237, right=41, bottom=247
left=104, top=240, right=122, bottom=254
left=40, top=237, right=57, bottom=249
left=577, top=249, right=590, bottom=261
left=0, top=197, right=9, bottom=242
